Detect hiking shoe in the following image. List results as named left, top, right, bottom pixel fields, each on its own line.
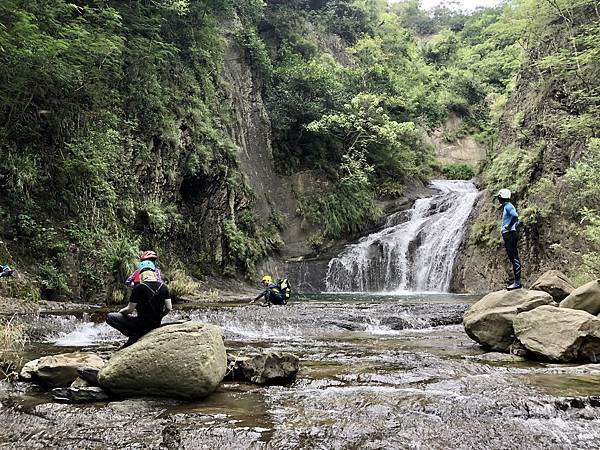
left=506, top=282, right=522, bottom=291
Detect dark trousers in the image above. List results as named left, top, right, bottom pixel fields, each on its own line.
left=266, top=291, right=286, bottom=305
left=106, top=312, right=153, bottom=343
left=502, top=230, right=522, bottom=282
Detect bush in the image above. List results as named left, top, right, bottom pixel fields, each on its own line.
left=166, top=269, right=198, bottom=302
left=442, top=163, right=475, bottom=180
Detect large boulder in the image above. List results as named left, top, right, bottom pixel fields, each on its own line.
left=560, top=279, right=600, bottom=315
left=226, top=351, right=299, bottom=385
left=463, top=289, right=554, bottom=351
left=98, top=321, right=227, bottom=399
left=514, top=305, right=600, bottom=362
left=530, top=270, right=574, bottom=302
left=19, top=352, right=105, bottom=388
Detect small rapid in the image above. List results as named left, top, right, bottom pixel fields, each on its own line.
left=3, top=294, right=600, bottom=450
left=326, top=180, right=480, bottom=293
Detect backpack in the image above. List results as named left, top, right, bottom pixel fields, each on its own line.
left=277, top=278, right=291, bottom=303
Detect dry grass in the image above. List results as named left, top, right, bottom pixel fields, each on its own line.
left=0, top=315, right=29, bottom=379
left=166, top=269, right=199, bottom=302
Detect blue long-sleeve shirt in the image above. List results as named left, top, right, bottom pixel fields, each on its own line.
left=501, top=202, right=519, bottom=234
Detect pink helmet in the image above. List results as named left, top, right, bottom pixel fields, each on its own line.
left=139, top=250, right=157, bottom=261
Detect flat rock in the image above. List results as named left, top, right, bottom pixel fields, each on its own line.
left=226, top=351, right=299, bottom=385
left=469, top=352, right=527, bottom=363
left=19, top=352, right=105, bottom=388
left=52, top=386, right=109, bottom=403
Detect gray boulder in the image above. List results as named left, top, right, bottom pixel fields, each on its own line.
left=52, top=386, right=109, bottom=403
left=98, top=321, right=227, bottom=399
left=19, top=352, right=105, bottom=388
left=514, top=305, right=600, bottom=362
left=463, top=289, right=554, bottom=351
left=560, top=279, right=600, bottom=315
left=530, top=270, right=574, bottom=302
left=226, top=351, right=299, bottom=385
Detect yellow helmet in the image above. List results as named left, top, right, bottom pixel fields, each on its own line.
left=261, top=275, right=272, bottom=285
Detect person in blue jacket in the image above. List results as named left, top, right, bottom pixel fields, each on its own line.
left=497, top=188, right=522, bottom=290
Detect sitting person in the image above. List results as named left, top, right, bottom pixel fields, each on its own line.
left=125, top=250, right=162, bottom=287
left=0, top=264, right=14, bottom=278
left=107, top=267, right=172, bottom=348
left=250, top=275, right=286, bottom=306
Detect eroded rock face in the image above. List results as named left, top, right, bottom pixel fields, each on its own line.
left=530, top=270, right=574, bottom=302
left=98, top=322, right=227, bottom=399
left=560, top=279, right=600, bottom=316
left=514, top=305, right=600, bottom=362
left=226, top=352, right=299, bottom=385
left=19, top=352, right=105, bottom=388
left=463, top=289, right=554, bottom=351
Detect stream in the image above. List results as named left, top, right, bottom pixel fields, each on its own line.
left=1, top=293, right=600, bottom=449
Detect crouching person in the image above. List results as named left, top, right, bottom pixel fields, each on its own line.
left=107, top=267, right=172, bottom=348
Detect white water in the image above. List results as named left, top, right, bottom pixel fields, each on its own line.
left=326, top=180, right=480, bottom=293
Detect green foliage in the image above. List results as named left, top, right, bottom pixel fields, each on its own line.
left=39, top=263, right=70, bottom=296
left=298, top=150, right=381, bottom=238
left=469, top=217, right=502, bottom=249
left=442, top=163, right=475, bottom=180
left=563, top=139, right=600, bottom=215
left=484, top=144, right=542, bottom=195
left=222, top=213, right=283, bottom=275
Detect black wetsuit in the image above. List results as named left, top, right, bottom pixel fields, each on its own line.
left=254, top=283, right=286, bottom=305
left=107, top=281, right=170, bottom=344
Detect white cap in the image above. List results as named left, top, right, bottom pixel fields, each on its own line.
left=497, top=188, right=511, bottom=200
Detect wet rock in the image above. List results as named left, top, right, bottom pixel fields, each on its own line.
left=98, top=321, right=227, bottom=399
left=530, top=270, right=574, bottom=302
left=71, top=377, right=90, bottom=388
left=470, top=352, right=526, bottom=363
left=560, top=279, right=600, bottom=315
left=380, top=316, right=412, bottom=330
left=509, top=339, right=528, bottom=357
left=514, top=305, right=600, bottom=362
left=77, top=366, right=101, bottom=386
left=51, top=386, right=109, bottom=403
left=226, top=351, right=299, bottom=385
left=463, top=289, right=554, bottom=351
left=19, top=352, right=105, bottom=388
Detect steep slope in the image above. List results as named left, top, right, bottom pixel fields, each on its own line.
left=454, top=0, right=600, bottom=292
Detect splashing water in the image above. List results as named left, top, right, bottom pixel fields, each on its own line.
left=326, top=180, right=479, bottom=293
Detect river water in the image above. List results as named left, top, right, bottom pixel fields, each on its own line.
left=1, top=294, right=600, bottom=449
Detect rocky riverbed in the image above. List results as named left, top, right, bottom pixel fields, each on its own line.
left=1, top=293, right=600, bottom=449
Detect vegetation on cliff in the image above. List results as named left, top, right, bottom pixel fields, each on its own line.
left=1, top=0, right=598, bottom=300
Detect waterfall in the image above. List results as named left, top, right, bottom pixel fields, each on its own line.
left=326, top=180, right=480, bottom=293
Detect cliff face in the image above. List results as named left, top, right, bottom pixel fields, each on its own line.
left=453, top=3, right=598, bottom=292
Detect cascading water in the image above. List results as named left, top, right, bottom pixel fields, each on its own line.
left=326, top=180, right=480, bottom=293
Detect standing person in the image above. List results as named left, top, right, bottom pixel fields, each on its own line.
left=125, top=250, right=162, bottom=287
left=497, top=188, right=522, bottom=290
left=107, top=267, right=172, bottom=348
left=250, top=275, right=286, bottom=306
